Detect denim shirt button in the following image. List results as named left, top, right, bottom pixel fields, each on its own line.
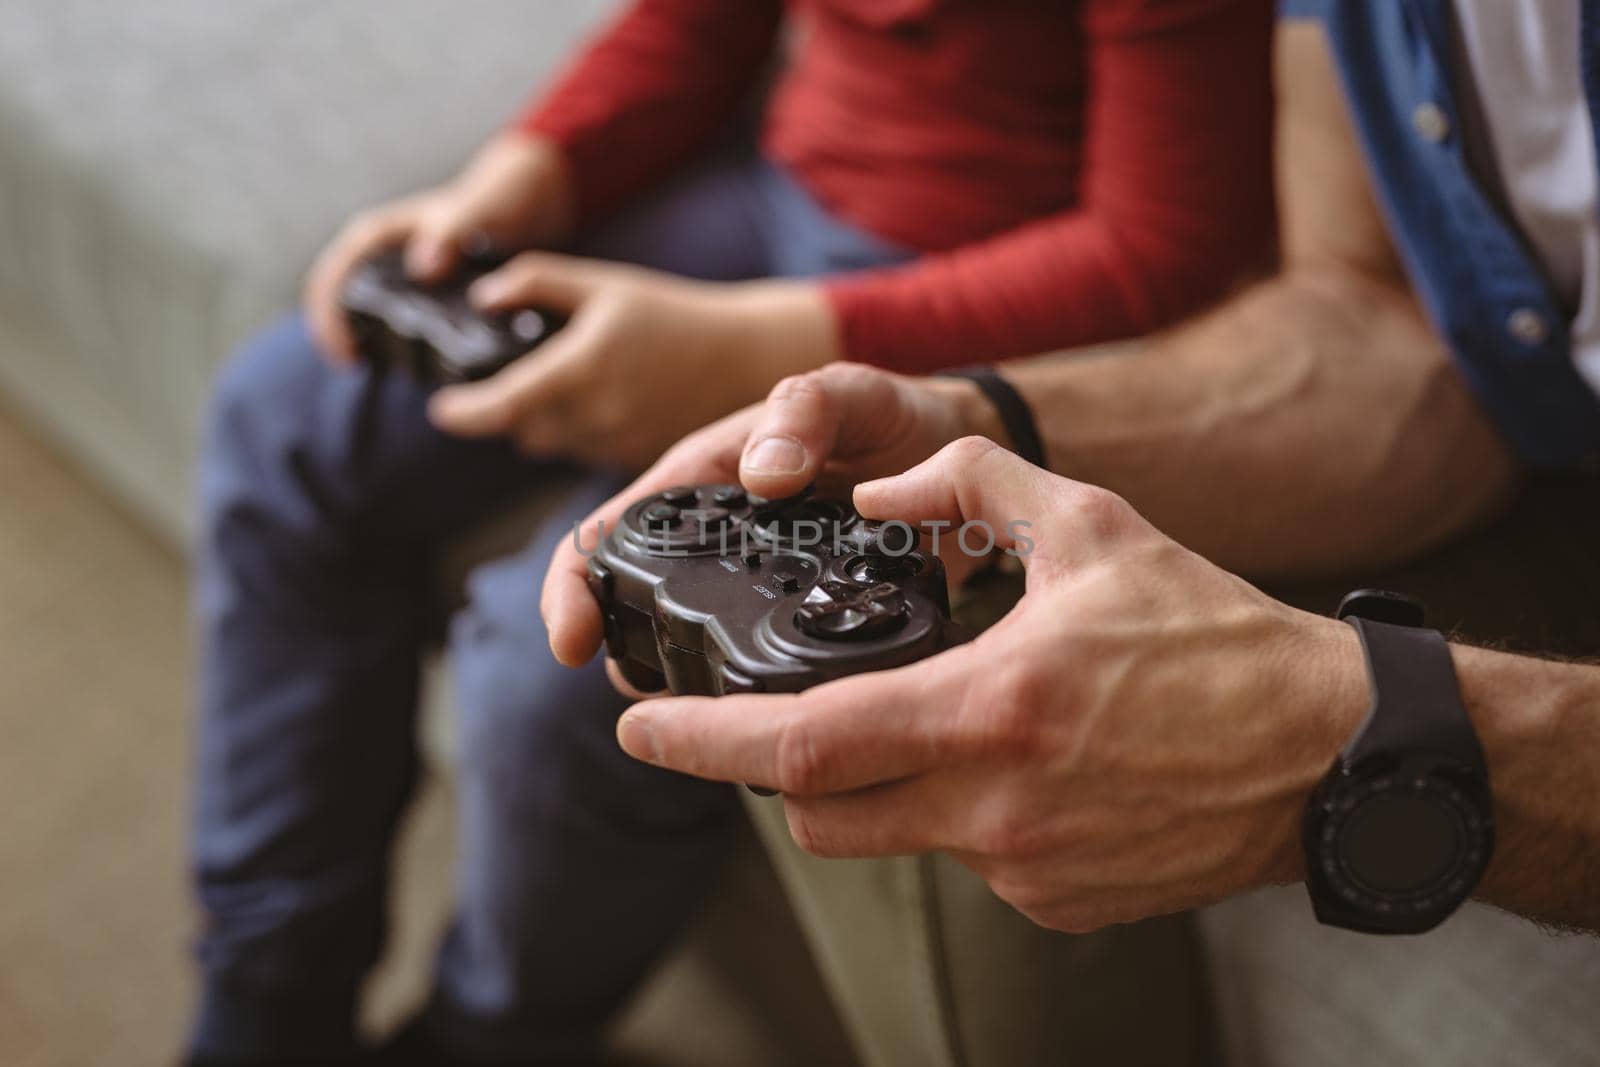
left=1411, top=102, right=1451, bottom=143
left=1506, top=307, right=1550, bottom=346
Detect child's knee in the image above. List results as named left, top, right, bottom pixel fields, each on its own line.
left=205, top=314, right=332, bottom=469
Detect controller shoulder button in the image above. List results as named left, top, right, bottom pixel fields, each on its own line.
left=719, top=665, right=766, bottom=695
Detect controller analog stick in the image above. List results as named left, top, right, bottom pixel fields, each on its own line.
left=795, top=582, right=909, bottom=641
left=847, top=553, right=925, bottom=583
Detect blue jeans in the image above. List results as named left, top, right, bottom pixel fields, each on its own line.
left=189, top=154, right=912, bottom=1062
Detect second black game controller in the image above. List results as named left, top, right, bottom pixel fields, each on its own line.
left=341, top=247, right=565, bottom=384
left=586, top=484, right=973, bottom=698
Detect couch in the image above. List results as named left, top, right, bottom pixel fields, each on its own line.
left=3, top=3, right=1597, bottom=1065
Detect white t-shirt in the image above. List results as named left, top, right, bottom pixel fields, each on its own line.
left=1452, top=0, right=1600, bottom=400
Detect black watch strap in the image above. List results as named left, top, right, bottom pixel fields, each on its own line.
left=1337, top=596, right=1486, bottom=772
left=1342, top=618, right=1487, bottom=770
left=938, top=367, right=1047, bottom=469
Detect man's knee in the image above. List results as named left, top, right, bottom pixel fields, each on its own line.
left=451, top=584, right=732, bottom=834
left=451, top=569, right=625, bottom=794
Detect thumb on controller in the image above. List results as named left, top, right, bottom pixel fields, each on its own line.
left=466, top=250, right=617, bottom=313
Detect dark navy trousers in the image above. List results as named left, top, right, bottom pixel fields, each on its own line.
left=187, top=154, right=911, bottom=1061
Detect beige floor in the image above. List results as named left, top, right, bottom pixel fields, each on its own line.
left=0, top=400, right=453, bottom=1064
left=0, top=404, right=852, bottom=1066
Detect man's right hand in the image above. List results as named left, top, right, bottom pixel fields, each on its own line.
left=540, top=362, right=1007, bottom=668
left=303, top=132, right=576, bottom=364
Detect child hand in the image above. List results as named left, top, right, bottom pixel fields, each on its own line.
left=426, top=252, right=844, bottom=469
left=302, top=133, right=575, bottom=364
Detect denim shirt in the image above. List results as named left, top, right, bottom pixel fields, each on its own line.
left=1283, top=0, right=1600, bottom=469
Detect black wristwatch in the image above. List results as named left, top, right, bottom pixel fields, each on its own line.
left=1302, top=590, right=1495, bottom=935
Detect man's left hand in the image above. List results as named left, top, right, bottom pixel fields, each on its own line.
left=613, top=439, right=1369, bottom=933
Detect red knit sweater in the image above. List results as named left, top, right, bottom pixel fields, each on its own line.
left=518, top=0, right=1274, bottom=371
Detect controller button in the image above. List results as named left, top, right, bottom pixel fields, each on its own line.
left=511, top=309, right=548, bottom=342
left=772, top=569, right=802, bottom=594
left=662, top=486, right=698, bottom=506
left=742, top=551, right=763, bottom=568
left=643, top=503, right=680, bottom=524
left=712, top=486, right=747, bottom=508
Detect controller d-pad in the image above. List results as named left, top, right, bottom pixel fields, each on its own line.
left=795, top=581, right=909, bottom=641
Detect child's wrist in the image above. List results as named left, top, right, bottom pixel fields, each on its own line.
left=727, top=280, right=844, bottom=378
left=463, top=132, right=578, bottom=245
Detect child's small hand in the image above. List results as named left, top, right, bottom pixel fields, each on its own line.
left=303, top=133, right=575, bottom=364
left=426, top=252, right=844, bottom=469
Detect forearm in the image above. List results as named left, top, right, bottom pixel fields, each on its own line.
left=1448, top=644, right=1600, bottom=933
left=1002, top=265, right=1520, bottom=578
left=823, top=206, right=1270, bottom=373
left=721, top=280, right=845, bottom=395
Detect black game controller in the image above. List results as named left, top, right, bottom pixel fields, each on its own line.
left=341, top=247, right=565, bottom=384
left=587, top=484, right=972, bottom=698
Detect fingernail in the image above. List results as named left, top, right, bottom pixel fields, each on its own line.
left=617, top=710, right=661, bottom=763
left=427, top=390, right=471, bottom=428
left=406, top=242, right=444, bottom=278
left=743, top=435, right=807, bottom=475
left=469, top=275, right=508, bottom=306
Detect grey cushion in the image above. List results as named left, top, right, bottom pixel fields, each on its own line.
left=0, top=0, right=613, bottom=540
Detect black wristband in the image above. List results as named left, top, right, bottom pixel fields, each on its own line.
left=937, top=367, right=1048, bottom=470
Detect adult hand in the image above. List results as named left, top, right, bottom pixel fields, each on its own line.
left=424, top=256, right=855, bottom=469
left=608, top=438, right=1371, bottom=933
left=539, top=364, right=1005, bottom=668
left=303, top=132, right=575, bottom=363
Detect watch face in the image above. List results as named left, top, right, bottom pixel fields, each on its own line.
left=1340, top=787, right=1465, bottom=894
left=1310, top=756, right=1494, bottom=931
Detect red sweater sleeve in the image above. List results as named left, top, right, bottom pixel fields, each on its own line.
left=824, top=0, right=1276, bottom=372
left=516, top=0, right=784, bottom=224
